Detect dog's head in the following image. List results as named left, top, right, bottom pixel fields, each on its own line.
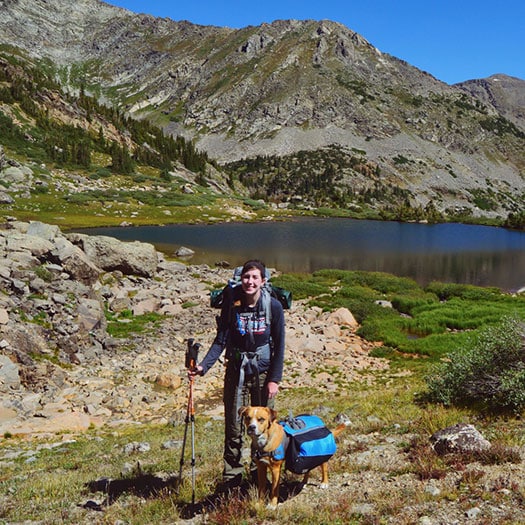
left=238, top=406, right=278, bottom=438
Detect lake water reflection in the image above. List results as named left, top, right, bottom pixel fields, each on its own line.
left=76, top=217, right=525, bottom=291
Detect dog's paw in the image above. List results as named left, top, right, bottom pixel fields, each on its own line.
left=320, top=482, right=329, bottom=489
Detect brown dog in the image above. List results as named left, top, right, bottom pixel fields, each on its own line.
left=239, top=406, right=349, bottom=508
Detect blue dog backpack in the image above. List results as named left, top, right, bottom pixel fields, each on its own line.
left=280, top=414, right=337, bottom=474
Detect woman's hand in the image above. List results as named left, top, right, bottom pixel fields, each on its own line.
left=188, top=365, right=203, bottom=378
left=267, top=381, right=279, bottom=399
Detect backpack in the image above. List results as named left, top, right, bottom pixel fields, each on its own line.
left=280, top=414, right=337, bottom=474
left=210, top=266, right=292, bottom=312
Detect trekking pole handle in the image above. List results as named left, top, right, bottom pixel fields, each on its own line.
left=185, top=339, right=201, bottom=370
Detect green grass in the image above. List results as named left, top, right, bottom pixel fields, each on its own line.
left=1, top=375, right=523, bottom=524
left=275, top=270, right=525, bottom=361
left=105, top=309, right=165, bottom=338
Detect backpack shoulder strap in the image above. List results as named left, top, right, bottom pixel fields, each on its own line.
left=260, top=286, right=272, bottom=325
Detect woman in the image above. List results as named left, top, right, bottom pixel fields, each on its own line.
left=190, top=259, right=285, bottom=489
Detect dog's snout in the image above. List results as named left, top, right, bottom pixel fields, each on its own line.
left=247, top=423, right=257, bottom=433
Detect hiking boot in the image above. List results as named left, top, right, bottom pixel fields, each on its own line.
left=215, top=474, right=243, bottom=494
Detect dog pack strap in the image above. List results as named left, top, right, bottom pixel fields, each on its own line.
left=272, top=433, right=288, bottom=461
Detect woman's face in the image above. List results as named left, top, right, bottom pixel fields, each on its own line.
left=241, top=267, right=265, bottom=300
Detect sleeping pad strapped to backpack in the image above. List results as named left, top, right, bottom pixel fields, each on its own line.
left=279, top=414, right=337, bottom=474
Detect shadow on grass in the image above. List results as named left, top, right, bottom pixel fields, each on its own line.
left=84, top=474, right=306, bottom=518
left=85, top=473, right=180, bottom=505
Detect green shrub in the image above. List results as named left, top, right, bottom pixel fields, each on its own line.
left=272, top=273, right=329, bottom=301
left=391, top=292, right=438, bottom=315
left=93, top=167, right=112, bottom=178
left=339, top=270, right=421, bottom=295
left=423, top=316, right=525, bottom=411
left=425, top=281, right=501, bottom=301
left=105, top=309, right=163, bottom=337
left=35, top=265, right=54, bottom=282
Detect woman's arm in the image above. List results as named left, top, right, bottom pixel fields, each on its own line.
left=267, top=298, right=285, bottom=384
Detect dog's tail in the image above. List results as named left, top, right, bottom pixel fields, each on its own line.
left=332, top=418, right=351, bottom=438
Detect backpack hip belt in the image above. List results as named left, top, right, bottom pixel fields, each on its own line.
left=235, top=343, right=271, bottom=418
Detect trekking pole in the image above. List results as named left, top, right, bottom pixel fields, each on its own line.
left=177, top=339, right=200, bottom=509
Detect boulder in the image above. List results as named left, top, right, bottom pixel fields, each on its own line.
left=326, top=307, right=358, bottom=328
left=132, top=298, right=160, bottom=316
left=430, top=423, right=491, bottom=455
left=49, top=237, right=101, bottom=285
left=2, top=166, right=28, bottom=183
left=69, top=233, right=158, bottom=277
left=26, top=221, right=61, bottom=241
left=175, top=246, right=195, bottom=258
left=6, top=232, right=54, bottom=257
left=155, top=371, right=182, bottom=390
left=0, top=191, right=13, bottom=204
left=0, top=410, right=94, bottom=435
left=77, top=298, right=106, bottom=332
left=0, top=355, right=21, bottom=391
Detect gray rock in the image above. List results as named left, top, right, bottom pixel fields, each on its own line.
left=29, top=277, right=48, bottom=293
left=6, top=232, right=54, bottom=257
left=77, top=298, right=106, bottom=332
left=465, top=507, right=482, bottom=519
left=0, top=355, right=21, bottom=391
left=430, top=423, right=491, bottom=455
left=11, top=278, right=28, bottom=295
left=161, top=439, right=182, bottom=449
left=2, top=166, right=28, bottom=183
left=175, top=246, right=195, bottom=258
left=123, top=442, right=151, bottom=454
left=425, top=483, right=441, bottom=496
left=0, top=192, right=14, bottom=204
left=26, top=221, right=61, bottom=241
left=50, top=237, right=101, bottom=284
left=70, top=233, right=158, bottom=278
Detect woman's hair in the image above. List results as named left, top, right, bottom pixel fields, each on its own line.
left=241, top=259, right=266, bottom=278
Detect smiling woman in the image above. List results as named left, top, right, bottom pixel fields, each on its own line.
left=188, top=258, right=286, bottom=490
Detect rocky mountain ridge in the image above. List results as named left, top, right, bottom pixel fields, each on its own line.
left=456, top=75, right=525, bottom=130
left=0, top=0, right=524, bottom=218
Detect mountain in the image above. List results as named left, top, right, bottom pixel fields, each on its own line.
left=0, top=0, right=524, bottom=222
left=457, top=74, right=525, bottom=131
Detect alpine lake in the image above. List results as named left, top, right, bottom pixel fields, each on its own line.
left=76, top=217, right=525, bottom=292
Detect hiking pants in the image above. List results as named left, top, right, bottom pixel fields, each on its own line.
left=222, top=363, right=273, bottom=481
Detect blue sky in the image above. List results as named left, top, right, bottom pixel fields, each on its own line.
left=105, top=1, right=524, bottom=85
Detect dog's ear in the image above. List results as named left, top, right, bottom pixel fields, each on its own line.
left=238, top=406, right=248, bottom=418
left=269, top=408, right=278, bottom=422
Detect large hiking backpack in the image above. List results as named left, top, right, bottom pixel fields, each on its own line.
left=210, top=266, right=292, bottom=311
left=280, top=414, right=337, bottom=474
